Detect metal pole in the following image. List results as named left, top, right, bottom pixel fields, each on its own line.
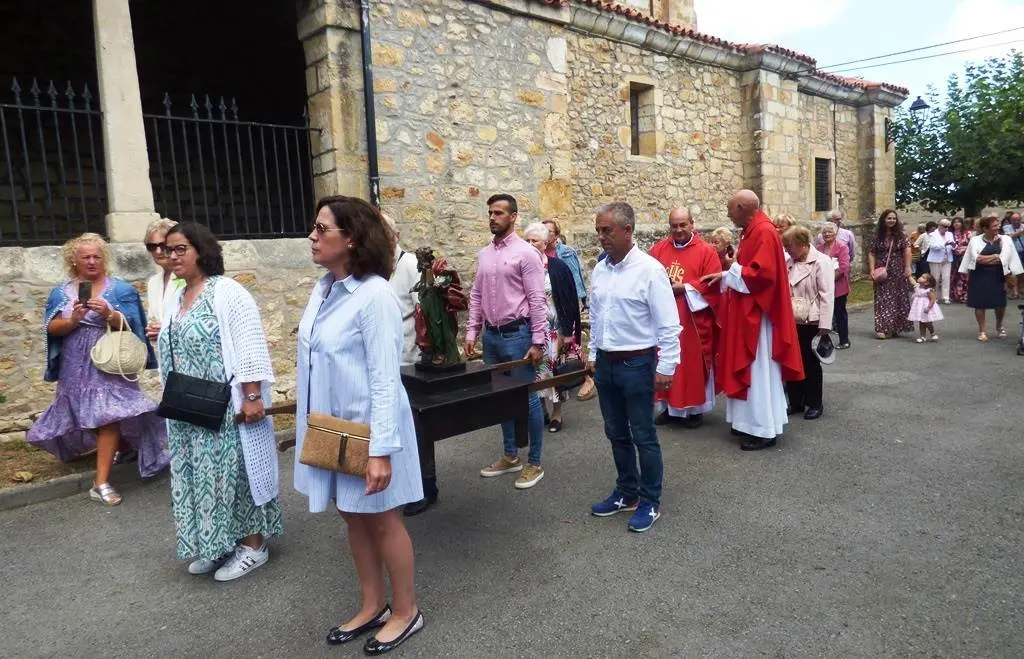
left=359, top=0, right=380, bottom=207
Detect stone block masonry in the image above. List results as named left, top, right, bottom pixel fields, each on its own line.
left=0, top=241, right=322, bottom=442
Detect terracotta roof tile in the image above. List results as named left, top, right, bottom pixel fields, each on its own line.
left=542, top=0, right=909, bottom=96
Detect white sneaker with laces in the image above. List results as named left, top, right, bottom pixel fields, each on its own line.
left=188, top=553, right=231, bottom=575
left=213, top=543, right=269, bottom=582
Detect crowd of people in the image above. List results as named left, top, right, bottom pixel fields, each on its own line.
left=22, top=190, right=1024, bottom=654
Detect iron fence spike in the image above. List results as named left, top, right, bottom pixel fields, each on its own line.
left=162, top=92, right=172, bottom=116
left=11, top=76, right=20, bottom=93
left=82, top=84, right=92, bottom=101
left=47, top=80, right=58, bottom=98
left=230, top=97, right=239, bottom=120
left=64, top=81, right=75, bottom=99
left=29, top=78, right=41, bottom=97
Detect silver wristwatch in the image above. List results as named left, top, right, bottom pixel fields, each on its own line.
left=245, top=393, right=260, bottom=402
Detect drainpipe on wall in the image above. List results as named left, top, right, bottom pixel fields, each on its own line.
left=358, top=0, right=380, bottom=206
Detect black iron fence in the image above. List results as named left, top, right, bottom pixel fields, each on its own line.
left=0, top=78, right=318, bottom=246
left=146, top=94, right=317, bottom=239
left=0, top=78, right=107, bottom=245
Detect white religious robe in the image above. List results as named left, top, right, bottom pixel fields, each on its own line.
left=655, top=283, right=715, bottom=418
left=722, top=263, right=788, bottom=439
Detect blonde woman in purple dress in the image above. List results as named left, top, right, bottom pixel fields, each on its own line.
left=27, top=234, right=169, bottom=505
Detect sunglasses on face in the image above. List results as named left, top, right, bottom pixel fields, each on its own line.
left=145, top=242, right=165, bottom=253
left=160, top=244, right=191, bottom=256
left=311, top=221, right=344, bottom=235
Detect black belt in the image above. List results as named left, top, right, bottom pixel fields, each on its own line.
left=597, top=347, right=656, bottom=362
left=485, top=318, right=528, bottom=333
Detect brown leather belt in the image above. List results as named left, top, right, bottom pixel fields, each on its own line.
left=597, top=347, right=656, bottom=362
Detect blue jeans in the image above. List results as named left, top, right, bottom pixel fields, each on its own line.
left=482, top=324, right=544, bottom=465
left=594, top=351, right=663, bottom=506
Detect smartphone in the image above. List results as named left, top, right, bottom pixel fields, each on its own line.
left=78, top=281, right=92, bottom=302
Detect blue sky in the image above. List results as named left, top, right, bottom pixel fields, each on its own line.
left=697, top=0, right=1024, bottom=105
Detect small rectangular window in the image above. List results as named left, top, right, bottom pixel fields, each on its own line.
left=814, top=158, right=832, bottom=212
left=629, top=82, right=655, bottom=156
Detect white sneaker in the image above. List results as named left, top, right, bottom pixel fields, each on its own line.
left=187, top=553, right=231, bottom=575
left=213, top=543, right=269, bottom=582
left=930, top=335, right=939, bottom=342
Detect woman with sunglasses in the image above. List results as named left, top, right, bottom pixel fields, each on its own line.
left=155, top=222, right=281, bottom=582
left=143, top=218, right=181, bottom=343
left=295, top=197, right=424, bottom=654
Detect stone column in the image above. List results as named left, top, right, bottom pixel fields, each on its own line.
left=740, top=68, right=802, bottom=218
left=297, top=0, right=368, bottom=201
left=856, top=102, right=897, bottom=221
left=93, top=0, right=159, bottom=242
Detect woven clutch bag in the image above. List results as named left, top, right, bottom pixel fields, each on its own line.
left=299, top=412, right=370, bottom=477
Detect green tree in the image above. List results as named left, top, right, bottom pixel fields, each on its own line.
left=895, top=50, right=1024, bottom=215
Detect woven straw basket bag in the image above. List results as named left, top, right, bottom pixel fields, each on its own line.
left=89, top=314, right=148, bottom=382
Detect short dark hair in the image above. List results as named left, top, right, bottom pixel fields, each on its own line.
left=166, top=222, right=225, bottom=276
left=925, top=220, right=938, bottom=231
left=315, top=196, right=394, bottom=279
left=486, top=193, right=518, bottom=214
left=978, top=215, right=1000, bottom=231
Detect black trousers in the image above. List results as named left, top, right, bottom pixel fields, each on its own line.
left=786, top=323, right=823, bottom=410
left=833, top=294, right=849, bottom=344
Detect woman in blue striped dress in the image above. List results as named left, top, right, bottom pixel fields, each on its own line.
left=294, top=196, right=424, bottom=655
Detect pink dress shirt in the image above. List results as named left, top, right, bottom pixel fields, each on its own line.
left=466, top=232, right=548, bottom=345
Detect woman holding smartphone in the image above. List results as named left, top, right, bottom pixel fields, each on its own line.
left=27, top=233, right=169, bottom=505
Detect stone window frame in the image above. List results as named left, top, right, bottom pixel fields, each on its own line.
left=811, top=150, right=835, bottom=214
left=622, top=75, right=662, bottom=161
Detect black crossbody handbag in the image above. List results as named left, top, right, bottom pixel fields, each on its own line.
left=156, top=316, right=232, bottom=431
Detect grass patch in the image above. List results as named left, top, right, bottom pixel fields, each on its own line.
left=0, top=440, right=92, bottom=489
left=848, top=279, right=874, bottom=306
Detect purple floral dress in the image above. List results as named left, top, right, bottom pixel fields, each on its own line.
left=871, top=234, right=914, bottom=336
left=27, top=282, right=169, bottom=478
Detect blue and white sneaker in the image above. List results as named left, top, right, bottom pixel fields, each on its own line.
left=591, top=490, right=639, bottom=517
left=627, top=502, right=661, bottom=532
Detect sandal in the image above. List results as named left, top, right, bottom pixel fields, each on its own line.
left=997, top=327, right=1007, bottom=339
left=89, top=482, right=122, bottom=506
left=875, top=332, right=887, bottom=340
left=978, top=332, right=989, bottom=342
left=576, top=379, right=596, bottom=401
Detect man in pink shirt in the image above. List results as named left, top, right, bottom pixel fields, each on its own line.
left=464, top=194, right=548, bottom=490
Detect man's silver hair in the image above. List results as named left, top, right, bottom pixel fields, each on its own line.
left=827, top=209, right=843, bottom=222
left=596, top=202, right=635, bottom=229
left=381, top=211, right=398, bottom=235
left=523, top=221, right=549, bottom=242
left=668, top=206, right=691, bottom=221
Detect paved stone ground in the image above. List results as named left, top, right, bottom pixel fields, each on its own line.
left=2, top=304, right=1022, bottom=658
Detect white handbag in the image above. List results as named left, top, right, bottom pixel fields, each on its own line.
left=89, top=314, right=148, bottom=382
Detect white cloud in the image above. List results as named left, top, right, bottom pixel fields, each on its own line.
left=695, top=0, right=852, bottom=42
left=936, top=0, right=1024, bottom=64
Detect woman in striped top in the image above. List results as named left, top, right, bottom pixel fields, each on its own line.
left=294, top=196, right=425, bottom=654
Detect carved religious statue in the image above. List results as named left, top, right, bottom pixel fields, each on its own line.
left=411, top=247, right=468, bottom=370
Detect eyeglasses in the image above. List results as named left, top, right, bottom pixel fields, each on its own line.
left=145, top=242, right=165, bottom=253
left=311, top=222, right=343, bottom=235
left=159, top=244, right=191, bottom=256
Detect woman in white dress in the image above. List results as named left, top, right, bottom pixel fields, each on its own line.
left=294, top=196, right=424, bottom=655
left=143, top=217, right=181, bottom=334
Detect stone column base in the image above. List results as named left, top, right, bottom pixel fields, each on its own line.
left=105, top=211, right=161, bottom=243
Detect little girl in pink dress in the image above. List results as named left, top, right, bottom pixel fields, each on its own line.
left=908, top=273, right=943, bottom=343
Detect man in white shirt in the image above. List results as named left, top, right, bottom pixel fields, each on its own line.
left=815, top=209, right=856, bottom=264
left=382, top=213, right=420, bottom=364
left=586, top=202, right=681, bottom=533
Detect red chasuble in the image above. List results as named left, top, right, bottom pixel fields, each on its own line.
left=717, top=210, right=804, bottom=400
left=649, top=234, right=722, bottom=410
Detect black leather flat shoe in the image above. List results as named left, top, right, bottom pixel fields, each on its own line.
left=680, top=414, right=703, bottom=429
left=327, top=605, right=391, bottom=645
left=803, top=408, right=823, bottom=420
left=363, top=611, right=424, bottom=656
left=654, top=411, right=671, bottom=426
left=740, top=437, right=777, bottom=451
left=402, top=496, right=437, bottom=517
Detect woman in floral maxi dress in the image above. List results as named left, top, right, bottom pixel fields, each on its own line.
left=868, top=210, right=914, bottom=339
left=950, top=218, right=972, bottom=302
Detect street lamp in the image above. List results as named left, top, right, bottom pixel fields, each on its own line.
left=909, top=96, right=930, bottom=114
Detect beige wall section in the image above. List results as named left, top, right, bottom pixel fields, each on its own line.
left=856, top=103, right=897, bottom=222
left=568, top=38, right=745, bottom=230
left=297, top=0, right=369, bottom=201
left=740, top=69, right=803, bottom=220
left=93, top=0, right=159, bottom=242
left=798, top=94, right=861, bottom=224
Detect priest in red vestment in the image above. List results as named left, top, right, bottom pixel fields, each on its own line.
left=702, top=190, right=804, bottom=451
left=649, top=207, right=721, bottom=429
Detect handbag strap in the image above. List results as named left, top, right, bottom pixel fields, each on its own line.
left=883, top=238, right=895, bottom=269
left=114, top=313, right=139, bottom=382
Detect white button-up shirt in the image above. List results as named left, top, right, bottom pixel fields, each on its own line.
left=588, top=244, right=682, bottom=376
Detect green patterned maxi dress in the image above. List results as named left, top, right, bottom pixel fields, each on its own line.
left=158, top=278, right=283, bottom=561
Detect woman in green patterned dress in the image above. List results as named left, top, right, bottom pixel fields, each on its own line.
left=157, top=223, right=282, bottom=582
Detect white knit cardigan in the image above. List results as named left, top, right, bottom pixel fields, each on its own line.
left=959, top=234, right=1024, bottom=276
left=162, top=277, right=279, bottom=506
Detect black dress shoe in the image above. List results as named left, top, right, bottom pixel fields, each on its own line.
left=803, top=407, right=823, bottom=420
left=654, top=411, right=671, bottom=426
left=364, top=611, right=424, bottom=656
left=402, top=496, right=437, bottom=517
left=680, top=413, right=703, bottom=429
left=786, top=405, right=804, bottom=416
left=740, top=436, right=777, bottom=451
left=327, top=605, right=391, bottom=645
